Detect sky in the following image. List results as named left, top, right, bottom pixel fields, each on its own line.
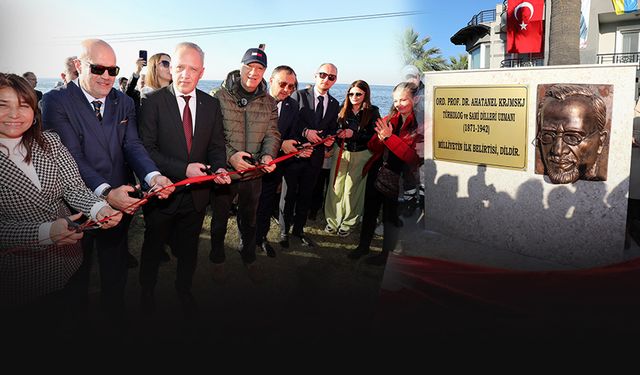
left=0, top=0, right=502, bottom=86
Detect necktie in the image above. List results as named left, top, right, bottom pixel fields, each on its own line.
left=315, top=95, right=324, bottom=125
left=91, top=100, right=102, bottom=121
left=181, top=95, right=193, bottom=153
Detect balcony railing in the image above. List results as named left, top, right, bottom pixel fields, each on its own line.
left=500, top=54, right=545, bottom=68
left=467, top=9, right=496, bottom=26
left=597, top=52, right=640, bottom=64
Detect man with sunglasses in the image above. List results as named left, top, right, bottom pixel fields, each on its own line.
left=254, top=65, right=311, bottom=258
left=279, top=63, right=354, bottom=248
left=535, top=84, right=609, bottom=184
left=209, top=47, right=280, bottom=283
left=41, top=39, right=174, bottom=319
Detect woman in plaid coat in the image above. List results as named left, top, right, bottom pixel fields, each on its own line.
left=0, top=73, right=121, bottom=307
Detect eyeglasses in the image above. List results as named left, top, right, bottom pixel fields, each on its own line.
left=88, top=63, right=120, bottom=77
left=535, top=130, right=598, bottom=146
left=158, top=60, right=170, bottom=68
left=317, top=72, right=336, bottom=81
left=348, top=92, right=363, bottom=97
left=278, top=81, right=296, bottom=91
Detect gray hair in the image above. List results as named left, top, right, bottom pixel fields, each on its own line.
left=175, top=42, right=204, bottom=61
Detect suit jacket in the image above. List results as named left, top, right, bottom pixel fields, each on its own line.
left=290, top=86, right=341, bottom=168
left=139, top=85, right=226, bottom=212
left=41, top=81, right=158, bottom=191
left=0, top=132, right=102, bottom=305
left=272, top=96, right=300, bottom=169
left=278, top=95, right=299, bottom=140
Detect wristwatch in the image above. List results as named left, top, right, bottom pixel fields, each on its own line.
left=100, top=186, right=113, bottom=200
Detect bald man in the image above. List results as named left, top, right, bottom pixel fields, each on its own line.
left=42, top=39, right=174, bottom=317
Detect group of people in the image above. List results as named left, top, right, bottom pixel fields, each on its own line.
left=0, top=38, right=422, bottom=318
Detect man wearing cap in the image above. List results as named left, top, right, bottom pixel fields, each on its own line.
left=209, top=47, right=280, bottom=283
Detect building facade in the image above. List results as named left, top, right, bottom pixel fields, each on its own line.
left=451, top=1, right=640, bottom=92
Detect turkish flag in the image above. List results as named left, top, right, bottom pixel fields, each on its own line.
left=507, top=0, right=545, bottom=53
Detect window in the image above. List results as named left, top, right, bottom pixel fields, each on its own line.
left=616, top=26, right=640, bottom=54
left=469, top=43, right=490, bottom=69
left=470, top=46, right=481, bottom=69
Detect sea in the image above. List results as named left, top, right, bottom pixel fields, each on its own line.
left=37, top=78, right=394, bottom=116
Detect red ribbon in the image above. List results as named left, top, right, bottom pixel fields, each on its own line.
left=2, top=135, right=335, bottom=254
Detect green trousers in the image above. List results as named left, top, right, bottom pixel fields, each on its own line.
left=324, top=147, right=372, bottom=231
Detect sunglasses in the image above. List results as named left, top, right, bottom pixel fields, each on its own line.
left=317, top=72, right=336, bottom=81
left=348, top=92, right=363, bottom=97
left=88, top=63, right=120, bottom=77
left=278, top=81, right=296, bottom=91
left=158, top=60, right=170, bottom=68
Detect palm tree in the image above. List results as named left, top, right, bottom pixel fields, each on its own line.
left=547, top=0, right=581, bottom=65
left=448, top=54, right=469, bottom=70
left=401, top=27, right=448, bottom=71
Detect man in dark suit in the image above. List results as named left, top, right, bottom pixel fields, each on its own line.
left=280, top=63, right=354, bottom=247
left=138, top=42, right=230, bottom=316
left=254, top=65, right=311, bottom=258
left=41, top=39, right=174, bottom=317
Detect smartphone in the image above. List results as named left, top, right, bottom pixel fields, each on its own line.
left=139, top=50, right=148, bottom=66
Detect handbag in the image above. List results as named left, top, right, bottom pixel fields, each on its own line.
left=374, top=149, right=400, bottom=199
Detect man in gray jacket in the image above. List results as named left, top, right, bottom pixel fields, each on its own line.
left=210, top=47, right=281, bottom=283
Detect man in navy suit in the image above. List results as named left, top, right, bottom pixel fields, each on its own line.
left=254, top=65, right=311, bottom=257
left=138, top=42, right=230, bottom=316
left=41, top=39, right=174, bottom=317
left=280, top=63, right=355, bottom=247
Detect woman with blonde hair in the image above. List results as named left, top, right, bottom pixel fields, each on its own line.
left=142, top=53, right=172, bottom=96
left=348, top=82, right=421, bottom=265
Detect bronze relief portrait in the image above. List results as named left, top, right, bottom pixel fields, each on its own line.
left=534, top=83, right=612, bottom=184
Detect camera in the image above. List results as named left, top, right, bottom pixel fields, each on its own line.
left=237, top=98, right=248, bottom=108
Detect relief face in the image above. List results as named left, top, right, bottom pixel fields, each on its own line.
left=535, top=84, right=611, bottom=184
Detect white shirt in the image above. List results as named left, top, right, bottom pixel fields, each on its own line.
left=313, top=86, right=328, bottom=119
left=75, top=78, right=105, bottom=118
left=174, top=85, right=197, bottom=134
left=73, top=79, right=160, bottom=195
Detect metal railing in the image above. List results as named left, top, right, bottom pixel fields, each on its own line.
left=467, top=9, right=497, bottom=26
left=500, top=55, right=545, bottom=68
left=597, top=52, right=640, bottom=64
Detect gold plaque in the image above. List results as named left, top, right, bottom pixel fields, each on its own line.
left=433, top=86, right=528, bottom=169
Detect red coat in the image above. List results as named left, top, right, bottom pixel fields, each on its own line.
left=362, top=111, right=420, bottom=177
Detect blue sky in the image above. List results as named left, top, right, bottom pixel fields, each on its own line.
left=1, top=0, right=501, bottom=85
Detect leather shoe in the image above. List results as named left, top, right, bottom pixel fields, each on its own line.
left=140, top=289, right=155, bottom=316
left=347, top=247, right=369, bottom=260
left=210, top=262, right=226, bottom=283
left=177, top=290, right=198, bottom=318
left=259, top=242, right=276, bottom=258
left=127, top=252, right=139, bottom=269
left=294, top=234, right=316, bottom=248
left=279, top=234, right=289, bottom=249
